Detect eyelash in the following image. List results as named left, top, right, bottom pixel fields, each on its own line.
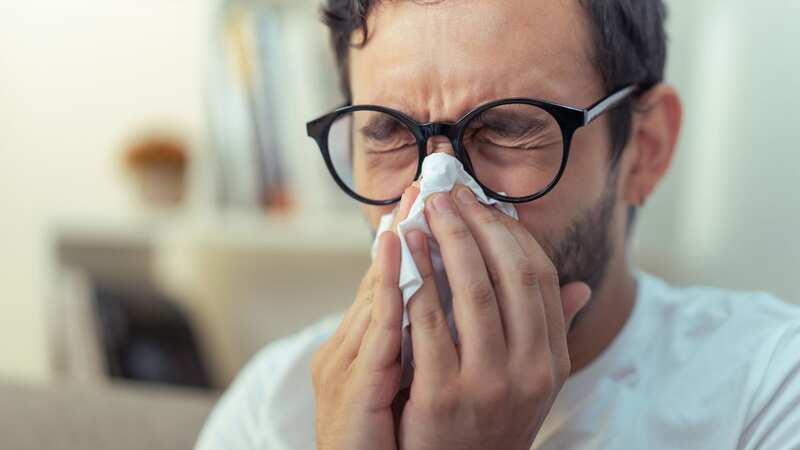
left=364, top=143, right=417, bottom=154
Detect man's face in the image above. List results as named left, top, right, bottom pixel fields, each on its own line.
left=349, top=0, right=628, bottom=291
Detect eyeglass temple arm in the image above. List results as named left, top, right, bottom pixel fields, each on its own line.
left=584, top=85, right=639, bottom=126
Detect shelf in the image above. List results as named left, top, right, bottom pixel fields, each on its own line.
left=51, top=211, right=373, bottom=252
left=158, top=211, right=374, bottom=254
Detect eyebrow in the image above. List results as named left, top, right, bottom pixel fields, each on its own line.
left=474, top=108, right=551, bottom=135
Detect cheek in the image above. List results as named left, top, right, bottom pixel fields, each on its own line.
left=512, top=120, right=614, bottom=247
left=514, top=195, right=574, bottom=254
left=567, top=123, right=614, bottom=193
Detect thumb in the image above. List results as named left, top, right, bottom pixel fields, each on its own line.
left=559, top=282, right=592, bottom=331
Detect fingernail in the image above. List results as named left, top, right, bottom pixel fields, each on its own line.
left=431, top=193, right=454, bottom=213
left=455, top=186, right=477, bottom=205
left=407, top=231, right=426, bottom=253
left=580, top=286, right=593, bottom=309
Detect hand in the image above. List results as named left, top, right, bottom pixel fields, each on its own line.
left=396, top=185, right=591, bottom=450
left=312, top=184, right=420, bottom=450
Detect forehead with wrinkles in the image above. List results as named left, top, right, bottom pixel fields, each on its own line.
left=349, top=0, right=603, bottom=121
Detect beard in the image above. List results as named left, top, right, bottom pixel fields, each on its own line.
left=542, top=168, right=619, bottom=330
left=547, top=169, right=619, bottom=293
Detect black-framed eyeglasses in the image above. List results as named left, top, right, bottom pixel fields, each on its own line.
left=306, top=85, right=640, bottom=205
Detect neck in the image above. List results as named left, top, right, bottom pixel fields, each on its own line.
left=566, top=251, right=638, bottom=374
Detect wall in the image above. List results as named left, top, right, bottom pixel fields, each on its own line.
left=0, top=0, right=210, bottom=382
left=633, top=1, right=800, bottom=304
left=1, top=0, right=799, bottom=383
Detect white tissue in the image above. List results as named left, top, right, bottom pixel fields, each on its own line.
left=371, top=153, right=518, bottom=388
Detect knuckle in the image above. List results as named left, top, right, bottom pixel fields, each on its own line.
left=368, top=270, right=381, bottom=290
left=474, top=207, right=501, bottom=226
left=465, top=279, right=496, bottom=311
left=523, top=368, right=558, bottom=401
left=476, top=377, right=511, bottom=406
left=368, top=310, right=386, bottom=332
left=361, top=287, right=376, bottom=306
left=443, top=222, right=472, bottom=241
left=512, top=258, right=539, bottom=289
left=418, top=384, right=459, bottom=415
left=417, top=261, right=435, bottom=280
left=357, top=279, right=378, bottom=305
left=410, top=302, right=448, bottom=332
left=369, top=305, right=396, bottom=332
left=359, top=268, right=377, bottom=291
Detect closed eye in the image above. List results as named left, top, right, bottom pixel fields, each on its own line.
left=357, top=113, right=415, bottom=152
left=364, top=143, right=416, bottom=154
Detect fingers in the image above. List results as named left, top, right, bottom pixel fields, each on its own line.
left=331, top=183, right=421, bottom=362
left=405, top=230, right=458, bottom=385
left=356, top=231, right=403, bottom=372
left=338, top=299, right=374, bottom=364
left=549, top=280, right=591, bottom=376
left=351, top=182, right=418, bottom=366
left=451, top=186, right=549, bottom=357
left=490, top=209, right=590, bottom=363
left=559, top=282, right=591, bottom=331
left=492, top=208, right=562, bottom=357
left=425, top=191, right=506, bottom=371
left=328, top=267, right=373, bottom=346
left=314, top=185, right=419, bottom=416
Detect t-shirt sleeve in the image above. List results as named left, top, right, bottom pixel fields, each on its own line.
left=194, top=314, right=341, bottom=450
left=194, top=343, right=290, bottom=450
left=738, top=320, right=800, bottom=450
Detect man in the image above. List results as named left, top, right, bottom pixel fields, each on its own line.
left=197, top=1, right=800, bottom=449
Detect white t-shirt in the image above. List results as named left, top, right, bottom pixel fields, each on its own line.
left=195, top=272, right=800, bottom=450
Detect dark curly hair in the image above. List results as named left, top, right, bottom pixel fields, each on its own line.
left=320, top=0, right=668, bottom=164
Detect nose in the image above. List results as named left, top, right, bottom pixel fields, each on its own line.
left=426, top=135, right=457, bottom=157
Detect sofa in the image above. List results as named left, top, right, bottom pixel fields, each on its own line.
left=0, top=380, right=217, bottom=450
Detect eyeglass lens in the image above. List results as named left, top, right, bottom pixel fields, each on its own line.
left=326, top=103, right=564, bottom=203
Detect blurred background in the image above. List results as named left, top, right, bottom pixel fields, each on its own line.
left=0, top=0, right=798, bottom=447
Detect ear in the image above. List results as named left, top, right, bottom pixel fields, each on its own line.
left=621, top=84, right=683, bottom=206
